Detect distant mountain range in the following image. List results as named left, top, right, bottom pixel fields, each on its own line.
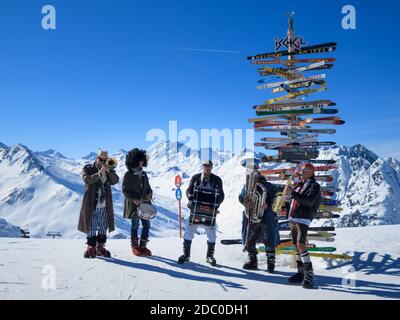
left=0, top=141, right=399, bottom=238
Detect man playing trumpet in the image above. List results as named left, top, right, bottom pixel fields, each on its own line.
left=78, top=150, right=119, bottom=258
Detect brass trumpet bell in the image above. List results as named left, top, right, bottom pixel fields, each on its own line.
left=106, top=157, right=118, bottom=170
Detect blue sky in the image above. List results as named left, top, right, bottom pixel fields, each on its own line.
left=0, top=0, right=399, bottom=158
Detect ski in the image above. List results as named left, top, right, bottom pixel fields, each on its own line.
left=272, top=81, right=326, bottom=93
left=251, top=58, right=336, bottom=65
left=256, top=74, right=326, bottom=90
left=264, top=86, right=328, bottom=105
left=320, top=199, right=339, bottom=206
left=262, top=174, right=333, bottom=183
left=274, top=185, right=337, bottom=195
left=260, top=134, right=319, bottom=142
left=220, top=239, right=242, bottom=245
left=254, top=100, right=336, bottom=110
left=279, top=225, right=335, bottom=232
left=256, top=128, right=336, bottom=134
left=275, top=250, right=351, bottom=260
left=259, top=63, right=334, bottom=77
left=310, top=232, right=337, bottom=238
left=259, top=246, right=337, bottom=253
left=247, top=42, right=337, bottom=60
left=319, top=204, right=343, bottom=212
left=315, top=212, right=340, bottom=219
left=258, top=61, right=326, bottom=77
left=250, top=115, right=341, bottom=124
left=261, top=156, right=336, bottom=164
left=257, top=141, right=336, bottom=149
left=259, top=165, right=336, bottom=175
left=256, top=108, right=338, bottom=117
left=253, top=117, right=345, bottom=128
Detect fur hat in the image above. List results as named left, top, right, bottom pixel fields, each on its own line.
left=125, top=148, right=148, bottom=169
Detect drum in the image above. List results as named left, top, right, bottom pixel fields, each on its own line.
left=189, top=186, right=220, bottom=227
left=137, top=203, right=157, bottom=220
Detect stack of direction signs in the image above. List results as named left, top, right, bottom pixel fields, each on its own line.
left=246, top=15, right=348, bottom=260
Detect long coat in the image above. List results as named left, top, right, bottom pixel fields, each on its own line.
left=77, top=163, right=119, bottom=234
left=122, top=168, right=153, bottom=219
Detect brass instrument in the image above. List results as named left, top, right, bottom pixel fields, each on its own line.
left=106, top=157, right=118, bottom=170
left=272, top=178, right=293, bottom=214
left=245, top=170, right=267, bottom=224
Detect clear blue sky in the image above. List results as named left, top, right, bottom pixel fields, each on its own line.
left=0, top=0, right=399, bottom=158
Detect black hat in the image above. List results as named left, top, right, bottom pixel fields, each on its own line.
left=202, top=160, right=213, bottom=166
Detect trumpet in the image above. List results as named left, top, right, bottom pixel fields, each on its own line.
left=106, top=157, right=118, bottom=170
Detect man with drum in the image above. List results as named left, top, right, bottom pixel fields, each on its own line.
left=122, top=148, right=155, bottom=256
left=177, top=160, right=225, bottom=266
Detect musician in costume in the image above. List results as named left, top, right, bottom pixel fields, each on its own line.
left=283, top=163, right=321, bottom=289
left=78, top=150, right=119, bottom=258
left=122, top=148, right=154, bottom=256
left=239, top=161, right=278, bottom=272
left=177, top=160, right=224, bottom=266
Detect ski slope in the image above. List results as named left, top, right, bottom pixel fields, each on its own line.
left=0, top=225, right=399, bottom=300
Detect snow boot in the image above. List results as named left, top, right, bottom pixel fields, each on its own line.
left=206, top=241, right=217, bottom=266
left=84, top=236, right=97, bottom=258
left=131, top=237, right=142, bottom=256
left=266, top=251, right=276, bottom=273
left=302, top=262, right=315, bottom=289
left=243, top=255, right=258, bottom=270
left=178, top=240, right=191, bottom=264
left=288, top=260, right=304, bottom=284
left=84, top=246, right=97, bottom=258
left=96, top=234, right=111, bottom=258
left=139, top=238, right=152, bottom=256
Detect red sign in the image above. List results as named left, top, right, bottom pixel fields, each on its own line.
left=175, top=175, right=182, bottom=188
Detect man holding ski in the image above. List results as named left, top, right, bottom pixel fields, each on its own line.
left=178, top=160, right=224, bottom=266
left=123, top=148, right=154, bottom=256
left=239, top=169, right=279, bottom=273
left=78, top=150, right=119, bottom=258
left=283, top=162, right=321, bottom=289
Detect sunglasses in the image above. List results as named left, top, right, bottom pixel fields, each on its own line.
left=98, top=158, right=107, bottom=162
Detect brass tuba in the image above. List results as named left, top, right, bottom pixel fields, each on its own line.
left=106, top=157, right=118, bottom=170
left=245, top=170, right=267, bottom=224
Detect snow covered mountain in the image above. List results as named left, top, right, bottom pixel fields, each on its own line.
left=0, top=141, right=399, bottom=239
left=0, top=217, right=21, bottom=238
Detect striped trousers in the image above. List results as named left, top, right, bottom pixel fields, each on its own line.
left=87, top=207, right=108, bottom=237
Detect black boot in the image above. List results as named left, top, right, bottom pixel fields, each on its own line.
left=243, top=254, right=258, bottom=270
left=266, top=251, right=276, bottom=273
left=178, top=240, right=191, bottom=264
left=302, top=262, right=315, bottom=289
left=96, top=234, right=111, bottom=258
left=84, top=236, right=97, bottom=258
left=206, top=241, right=217, bottom=266
left=288, top=260, right=304, bottom=284
left=139, top=238, right=152, bottom=256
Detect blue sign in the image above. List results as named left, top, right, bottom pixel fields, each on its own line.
left=175, top=188, right=182, bottom=201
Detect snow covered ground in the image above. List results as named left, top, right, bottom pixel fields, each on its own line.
left=0, top=225, right=399, bottom=300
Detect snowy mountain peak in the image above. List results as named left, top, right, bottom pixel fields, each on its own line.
left=0, top=142, right=8, bottom=149
left=0, top=144, right=45, bottom=174
left=81, top=152, right=97, bottom=161
left=37, top=149, right=67, bottom=160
